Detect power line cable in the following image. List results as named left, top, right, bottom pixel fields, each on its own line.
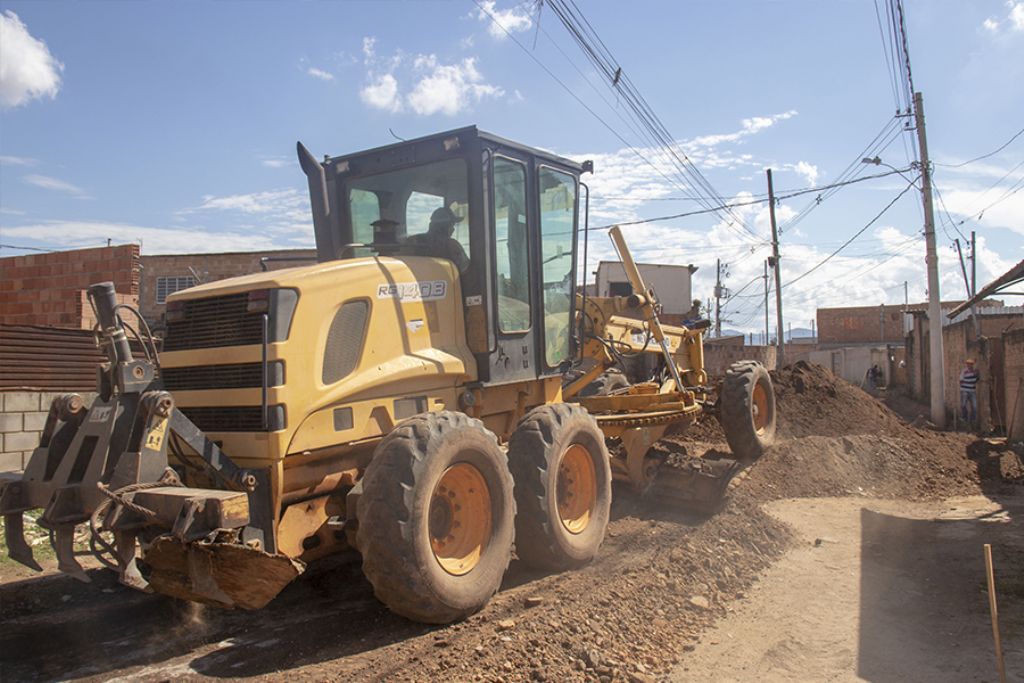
left=590, top=166, right=912, bottom=231
left=543, top=0, right=764, bottom=240
left=934, top=125, right=1024, bottom=168
left=782, top=178, right=919, bottom=291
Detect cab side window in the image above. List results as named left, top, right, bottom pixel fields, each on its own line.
left=493, top=158, right=530, bottom=333
left=538, top=167, right=576, bottom=367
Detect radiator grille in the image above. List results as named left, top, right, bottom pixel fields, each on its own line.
left=162, top=362, right=283, bottom=391
left=163, top=294, right=264, bottom=351
left=179, top=405, right=284, bottom=432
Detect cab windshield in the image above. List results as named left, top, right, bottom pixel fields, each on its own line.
left=345, top=158, right=470, bottom=260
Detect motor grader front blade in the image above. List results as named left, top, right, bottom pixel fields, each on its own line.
left=143, top=536, right=303, bottom=610
left=645, top=453, right=742, bottom=513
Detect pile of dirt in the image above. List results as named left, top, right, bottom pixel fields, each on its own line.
left=772, top=361, right=926, bottom=439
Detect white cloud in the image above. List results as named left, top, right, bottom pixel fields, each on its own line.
left=306, top=67, right=334, bottom=81
left=475, top=1, right=534, bottom=39
left=0, top=154, right=38, bottom=166
left=930, top=177, right=1024, bottom=236
left=189, top=188, right=306, bottom=215
left=407, top=56, right=503, bottom=116
left=0, top=11, right=63, bottom=110
left=0, top=220, right=299, bottom=254
left=361, top=73, right=402, bottom=113
left=1011, top=1, right=1024, bottom=30
left=178, top=187, right=314, bottom=244
left=779, top=160, right=820, bottom=186
left=260, top=157, right=290, bottom=169
left=356, top=37, right=503, bottom=116
left=24, top=174, right=90, bottom=198
left=690, top=110, right=798, bottom=148
left=573, top=112, right=802, bottom=223
left=983, top=2, right=1024, bottom=33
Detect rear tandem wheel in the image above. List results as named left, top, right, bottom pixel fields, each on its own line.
left=507, top=404, right=612, bottom=571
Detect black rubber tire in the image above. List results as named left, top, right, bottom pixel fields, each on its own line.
left=720, top=361, right=777, bottom=462
left=579, top=369, right=630, bottom=397
left=507, top=403, right=612, bottom=571
left=356, top=411, right=515, bottom=624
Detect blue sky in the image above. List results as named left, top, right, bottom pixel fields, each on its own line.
left=1, top=1, right=1022, bottom=333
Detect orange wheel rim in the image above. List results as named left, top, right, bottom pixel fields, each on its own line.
left=429, top=463, right=491, bottom=576
left=557, top=444, right=597, bottom=535
left=752, top=382, right=770, bottom=434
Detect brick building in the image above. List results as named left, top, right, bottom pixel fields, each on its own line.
left=905, top=305, right=1024, bottom=431
left=0, top=244, right=316, bottom=471
left=0, top=244, right=140, bottom=328
left=816, top=300, right=1006, bottom=348
left=139, top=248, right=316, bottom=324
left=816, top=304, right=907, bottom=346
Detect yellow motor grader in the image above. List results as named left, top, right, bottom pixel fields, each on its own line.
left=0, top=128, right=775, bottom=623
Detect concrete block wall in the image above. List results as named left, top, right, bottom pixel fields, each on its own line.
left=0, top=244, right=140, bottom=327
left=0, top=390, right=96, bottom=472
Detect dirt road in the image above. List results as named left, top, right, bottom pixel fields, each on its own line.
left=673, top=495, right=1024, bottom=682
left=1, top=363, right=1020, bottom=682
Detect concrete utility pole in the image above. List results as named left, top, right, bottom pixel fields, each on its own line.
left=714, top=258, right=722, bottom=338
left=915, top=91, right=945, bottom=427
left=970, top=230, right=977, bottom=296
left=880, top=303, right=886, bottom=342
left=766, top=169, right=784, bottom=368
left=763, top=259, right=770, bottom=347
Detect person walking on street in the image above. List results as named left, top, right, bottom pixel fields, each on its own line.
left=959, top=359, right=980, bottom=428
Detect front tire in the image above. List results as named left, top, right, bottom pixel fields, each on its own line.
left=720, top=361, right=777, bottom=462
left=507, top=404, right=611, bottom=571
left=357, top=411, right=515, bottom=623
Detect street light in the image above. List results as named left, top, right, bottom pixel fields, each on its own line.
left=861, top=156, right=919, bottom=188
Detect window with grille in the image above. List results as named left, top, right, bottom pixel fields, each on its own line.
left=156, top=275, right=197, bottom=304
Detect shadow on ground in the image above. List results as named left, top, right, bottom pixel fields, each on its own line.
left=856, top=501, right=1024, bottom=682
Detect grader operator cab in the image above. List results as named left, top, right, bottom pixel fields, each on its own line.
left=0, top=127, right=776, bottom=623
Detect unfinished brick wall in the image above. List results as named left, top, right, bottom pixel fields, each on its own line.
left=0, top=244, right=140, bottom=328
left=1005, top=329, right=1024, bottom=440
left=139, top=249, right=317, bottom=323
left=703, top=345, right=776, bottom=378
left=816, top=305, right=906, bottom=345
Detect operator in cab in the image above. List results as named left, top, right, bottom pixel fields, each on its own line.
left=406, top=207, right=470, bottom=273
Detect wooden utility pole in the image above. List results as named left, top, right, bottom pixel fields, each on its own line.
left=915, top=91, right=945, bottom=427
left=763, top=259, right=770, bottom=346
left=766, top=169, right=784, bottom=368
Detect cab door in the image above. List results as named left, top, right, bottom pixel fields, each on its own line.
left=533, top=164, right=579, bottom=378
left=486, top=154, right=537, bottom=384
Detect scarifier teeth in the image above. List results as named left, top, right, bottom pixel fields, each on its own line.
left=54, top=525, right=90, bottom=583
left=3, top=513, right=41, bottom=572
